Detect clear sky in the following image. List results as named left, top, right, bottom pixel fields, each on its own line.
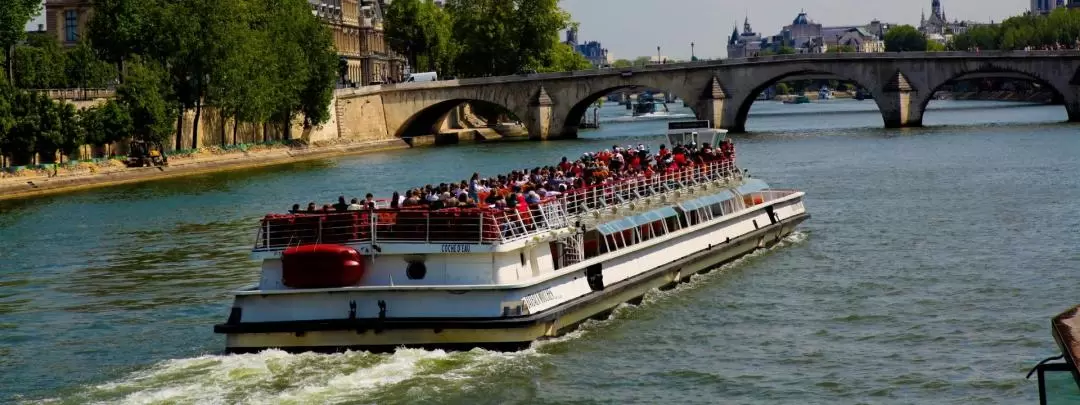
left=561, top=0, right=1029, bottom=60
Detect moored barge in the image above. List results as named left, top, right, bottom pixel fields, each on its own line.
left=214, top=121, right=810, bottom=353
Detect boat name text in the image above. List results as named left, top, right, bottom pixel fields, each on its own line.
left=522, top=290, right=560, bottom=309
left=441, top=244, right=471, bottom=253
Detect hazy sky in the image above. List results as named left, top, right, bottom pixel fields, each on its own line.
left=561, top=0, right=1028, bottom=60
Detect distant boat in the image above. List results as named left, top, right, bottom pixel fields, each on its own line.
left=818, top=87, right=834, bottom=100
left=784, top=95, right=810, bottom=104
left=855, top=88, right=873, bottom=101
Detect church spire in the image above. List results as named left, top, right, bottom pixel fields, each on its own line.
left=743, top=16, right=752, bottom=34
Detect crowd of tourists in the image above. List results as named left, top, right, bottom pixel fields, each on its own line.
left=290, top=137, right=736, bottom=215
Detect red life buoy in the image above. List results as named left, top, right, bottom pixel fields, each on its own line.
left=281, top=244, right=365, bottom=288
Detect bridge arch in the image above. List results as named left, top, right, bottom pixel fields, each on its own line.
left=394, top=98, right=522, bottom=139
left=915, top=65, right=1074, bottom=122
left=562, top=85, right=701, bottom=136
left=731, top=68, right=884, bottom=133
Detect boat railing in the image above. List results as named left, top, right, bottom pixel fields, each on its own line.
left=253, top=160, right=744, bottom=251
left=561, top=160, right=741, bottom=217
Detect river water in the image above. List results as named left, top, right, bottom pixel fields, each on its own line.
left=2, top=99, right=1078, bottom=404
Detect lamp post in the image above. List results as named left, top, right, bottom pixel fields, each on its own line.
left=691, top=42, right=696, bottom=60
left=657, top=46, right=662, bottom=64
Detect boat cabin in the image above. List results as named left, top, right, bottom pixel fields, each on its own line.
left=666, top=120, right=727, bottom=147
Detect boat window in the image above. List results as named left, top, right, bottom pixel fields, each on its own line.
left=406, top=261, right=427, bottom=280
left=709, top=201, right=724, bottom=217
left=664, top=216, right=678, bottom=233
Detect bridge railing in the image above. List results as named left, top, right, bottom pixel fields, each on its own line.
left=351, top=50, right=1080, bottom=94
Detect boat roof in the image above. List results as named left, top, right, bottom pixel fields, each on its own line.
left=666, top=121, right=728, bottom=146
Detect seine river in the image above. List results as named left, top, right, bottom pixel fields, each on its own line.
left=2, top=99, right=1078, bottom=404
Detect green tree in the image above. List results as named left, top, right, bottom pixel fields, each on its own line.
left=0, top=0, right=40, bottom=82
left=774, top=82, right=791, bottom=95
left=12, top=33, right=67, bottom=88
left=5, top=90, right=43, bottom=163
left=0, top=81, right=13, bottom=166
left=66, top=41, right=118, bottom=88
left=87, top=0, right=156, bottom=77
left=385, top=0, right=455, bottom=74
left=926, top=40, right=946, bottom=52
left=539, top=42, right=591, bottom=72
left=36, top=97, right=82, bottom=164
left=117, top=60, right=175, bottom=146
left=950, top=24, right=1002, bottom=51
left=632, top=56, right=652, bottom=66
left=80, top=99, right=131, bottom=156
left=884, top=25, right=928, bottom=52
left=612, top=59, right=632, bottom=68
left=829, top=45, right=856, bottom=53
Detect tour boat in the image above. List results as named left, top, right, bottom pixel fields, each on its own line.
left=213, top=121, right=810, bottom=353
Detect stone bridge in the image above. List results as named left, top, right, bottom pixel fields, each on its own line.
left=335, top=51, right=1080, bottom=139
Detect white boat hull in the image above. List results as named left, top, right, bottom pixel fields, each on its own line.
left=217, top=209, right=808, bottom=353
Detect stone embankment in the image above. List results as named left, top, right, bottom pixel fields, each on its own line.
left=0, top=139, right=408, bottom=201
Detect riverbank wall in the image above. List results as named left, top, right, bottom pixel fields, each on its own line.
left=0, top=139, right=408, bottom=201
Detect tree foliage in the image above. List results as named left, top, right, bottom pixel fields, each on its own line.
left=612, top=59, right=632, bottom=68
left=387, top=0, right=586, bottom=78
left=884, top=25, right=928, bottom=52
left=12, top=34, right=66, bottom=88
left=950, top=8, right=1080, bottom=50
left=117, top=60, right=175, bottom=146
left=0, top=0, right=41, bottom=81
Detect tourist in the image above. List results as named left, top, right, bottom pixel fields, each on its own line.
left=365, top=193, right=376, bottom=209
left=333, top=196, right=349, bottom=212
left=347, top=198, right=363, bottom=211
left=306, top=202, right=317, bottom=213
left=290, top=204, right=301, bottom=214
left=390, top=191, right=401, bottom=209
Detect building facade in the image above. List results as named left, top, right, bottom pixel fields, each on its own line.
left=1032, top=0, right=1067, bottom=15
left=728, top=12, right=890, bottom=58
left=309, top=0, right=406, bottom=85
left=43, top=0, right=91, bottom=47
left=564, top=27, right=610, bottom=67
left=919, top=0, right=979, bottom=43
left=727, top=17, right=763, bottom=58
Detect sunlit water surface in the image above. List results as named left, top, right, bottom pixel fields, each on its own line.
left=2, top=99, right=1077, bottom=404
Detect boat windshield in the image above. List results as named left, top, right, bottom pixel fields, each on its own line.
left=666, top=121, right=726, bottom=147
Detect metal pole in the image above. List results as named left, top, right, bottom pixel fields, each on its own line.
left=691, top=42, right=695, bottom=60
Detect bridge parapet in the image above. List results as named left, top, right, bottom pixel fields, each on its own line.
left=331, top=52, right=1080, bottom=140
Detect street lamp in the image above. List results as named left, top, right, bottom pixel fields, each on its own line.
left=691, top=42, right=696, bottom=61
left=657, top=46, right=662, bottom=64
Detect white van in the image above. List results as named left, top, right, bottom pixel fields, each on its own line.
left=406, top=72, right=438, bottom=82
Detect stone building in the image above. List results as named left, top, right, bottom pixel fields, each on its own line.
left=1032, top=0, right=1067, bottom=15
left=565, top=27, right=611, bottom=68
left=309, top=0, right=406, bottom=85
left=43, top=0, right=91, bottom=47
left=727, top=17, right=763, bottom=58
left=919, top=0, right=978, bottom=43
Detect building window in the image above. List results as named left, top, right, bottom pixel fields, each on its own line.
left=64, top=10, right=77, bottom=42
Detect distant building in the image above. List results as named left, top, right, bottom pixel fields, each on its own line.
left=728, top=12, right=888, bottom=57
left=309, top=0, right=405, bottom=85
left=1032, top=0, right=1067, bottom=15
left=565, top=27, right=610, bottom=67
left=919, top=0, right=981, bottom=44
left=43, top=0, right=91, bottom=47
left=727, top=17, right=763, bottom=58
left=782, top=11, right=825, bottom=53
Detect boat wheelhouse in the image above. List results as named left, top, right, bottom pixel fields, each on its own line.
left=214, top=121, right=810, bottom=353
